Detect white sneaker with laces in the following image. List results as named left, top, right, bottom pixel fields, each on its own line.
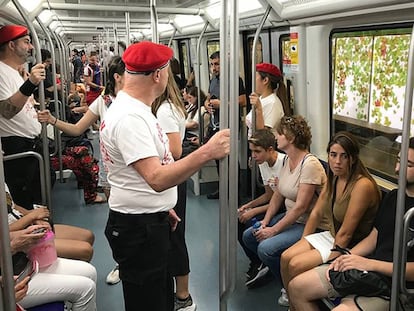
left=278, top=288, right=289, bottom=306
left=106, top=264, right=120, bottom=285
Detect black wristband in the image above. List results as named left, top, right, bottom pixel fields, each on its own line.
left=19, top=79, right=38, bottom=97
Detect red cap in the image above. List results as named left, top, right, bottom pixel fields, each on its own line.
left=256, top=62, right=282, bottom=78
left=122, top=41, right=173, bottom=74
left=0, top=25, right=29, bottom=45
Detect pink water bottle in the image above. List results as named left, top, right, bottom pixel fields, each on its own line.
left=28, top=230, right=57, bottom=268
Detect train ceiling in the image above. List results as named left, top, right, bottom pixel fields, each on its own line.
left=1, top=0, right=414, bottom=47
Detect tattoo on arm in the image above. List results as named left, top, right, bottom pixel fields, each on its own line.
left=0, top=98, right=22, bottom=119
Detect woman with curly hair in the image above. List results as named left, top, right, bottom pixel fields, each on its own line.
left=243, top=115, right=329, bottom=287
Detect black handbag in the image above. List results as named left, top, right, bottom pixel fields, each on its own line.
left=329, top=268, right=391, bottom=297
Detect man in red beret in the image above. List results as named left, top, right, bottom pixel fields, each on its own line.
left=100, top=41, right=230, bottom=311
left=0, top=25, right=47, bottom=210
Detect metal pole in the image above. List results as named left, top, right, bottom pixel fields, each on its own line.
left=113, top=23, right=119, bottom=55
left=150, top=0, right=159, bottom=43
left=168, top=28, right=177, bottom=48
left=0, top=151, right=14, bottom=311
left=125, top=12, right=130, bottom=47
left=390, top=24, right=414, bottom=311
left=196, top=22, right=209, bottom=145
left=228, top=0, right=239, bottom=294
left=250, top=5, right=272, bottom=201
left=219, top=0, right=229, bottom=310
left=12, top=0, right=52, bottom=210
left=36, top=18, right=64, bottom=184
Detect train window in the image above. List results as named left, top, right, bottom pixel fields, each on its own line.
left=331, top=26, right=413, bottom=181
left=207, top=41, right=220, bottom=60
left=179, top=41, right=190, bottom=80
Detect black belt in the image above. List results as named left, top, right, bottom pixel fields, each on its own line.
left=109, top=210, right=169, bottom=225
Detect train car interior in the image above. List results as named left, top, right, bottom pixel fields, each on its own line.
left=0, top=0, right=414, bottom=310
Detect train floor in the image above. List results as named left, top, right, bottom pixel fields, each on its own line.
left=50, top=135, right=288, bottom=310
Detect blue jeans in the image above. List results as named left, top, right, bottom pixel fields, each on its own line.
left=242, top=212, right=305, bottom=279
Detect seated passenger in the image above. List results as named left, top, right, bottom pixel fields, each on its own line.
left=279, top=131, right=381, bottom=307
left=238, top=129, right=285, bottom=286
left=246, top=63, right=290, bottom=138
left=6, top=183, right=94, bottom=262
left=9, top=226, right=97, bottom=311
left=288, top=137, right=414, bottom=311
left=242, top=115, right=329, bottom=287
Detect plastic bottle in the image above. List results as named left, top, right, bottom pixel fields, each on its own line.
left=252, top=218, right=262, bottom=234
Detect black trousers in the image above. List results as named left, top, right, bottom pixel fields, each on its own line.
left=1, top=136, right=42, bottom=210
left=169, top=181, right=190, bottom=276
left=105, top=210, right=174, bottom=311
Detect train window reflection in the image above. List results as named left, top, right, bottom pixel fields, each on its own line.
left=331, top=26, right=413, bottom=181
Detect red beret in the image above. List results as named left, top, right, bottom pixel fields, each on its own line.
left=256, top=63, right=282, bottom=78
left=122, top=41, right=173, bottom=74
left=0, top=25, right=29, bottom=45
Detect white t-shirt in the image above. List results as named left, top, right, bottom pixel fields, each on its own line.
left=277, top=154, right=326, bottom=224
left=245, top=93, right=284, bottom=138
left=156, top=100, right=186, bottom=141
left=100, top=91, right=177, bottom=214
left=89, top=94, right=111, bottom=120
left=259, top=152, right=285, bottom=191
left=0, top=61, right=41, bottom=138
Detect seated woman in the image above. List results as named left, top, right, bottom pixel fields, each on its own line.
left=279, top=131, right=381, bottom=307
left=9, top=226, right=97, bottom=311
left=288, top=138, right=414, bottom=311
left=242, top=115, right=329, bottom=287
left=6, top=183, right=94, bottom=262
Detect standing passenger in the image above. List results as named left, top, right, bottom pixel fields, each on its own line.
left=246, top=62, right=290, bottom=138
left=204, top=50, right=247, bottom=199
left=279, top=131, right=380, bottom=307
left=152, top=69, right=196, bottom=311
left=0, top=25, right=46, bottom=210
left=100, top=41, right=230, bottom=311
left=84, top=53, right=104, bottom=106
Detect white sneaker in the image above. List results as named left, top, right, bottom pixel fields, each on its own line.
left=106, top=264, right=120, bottom=285
left=278, top=288, right=289, bottom=307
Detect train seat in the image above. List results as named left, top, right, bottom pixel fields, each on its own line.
left=26, top=301, right=65, bottom=311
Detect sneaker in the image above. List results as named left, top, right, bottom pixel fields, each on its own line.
left=106, top=264, right=120, bottom=285
left=245, top=263, right=269, bottom=287
left=174, top=294, right=197, bottom=311
left=245, top=261, right=261, bottom=278
left=278, top=288, right=290, bottom=307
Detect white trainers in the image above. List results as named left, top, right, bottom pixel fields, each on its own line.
left=278, top=288, right=289, bottom=307
left=106, top=264, right=120, bottom=285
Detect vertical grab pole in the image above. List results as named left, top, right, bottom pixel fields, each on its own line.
left=390, top=24, right=414, bottom=311
left=167, top=28, right=177, bottom=48
left=125, top=12, right=130, bottom=48
left=196, top=21, right=209, bottom=145
left=0, top=154, right=15, bottom=311
left=113, top=23, right=119, bottom=55
left=12, top=0, right=52, bottom=209
left=150, top=0, right=159, bottom=44
left=36, top=18, right=63, bottom=184
left=228, top=0, right=239, bottom=294
left=250, top=5, right=272, bottom=201
left=219, top=0, right=229, bottom=310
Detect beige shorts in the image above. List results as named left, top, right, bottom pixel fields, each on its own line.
left=314, top=264, right=390, bottom=311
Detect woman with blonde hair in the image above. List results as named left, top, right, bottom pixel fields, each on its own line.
left=152, top=67, right=196, bottom=311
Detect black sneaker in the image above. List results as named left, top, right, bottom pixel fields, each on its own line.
left=207, top=190, right=219, bottom=199
left=245, top=263, right=270, bottom=287
left=246, top=262, right=261, bottom=278
left=174, top=294, right=197, bottom=311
